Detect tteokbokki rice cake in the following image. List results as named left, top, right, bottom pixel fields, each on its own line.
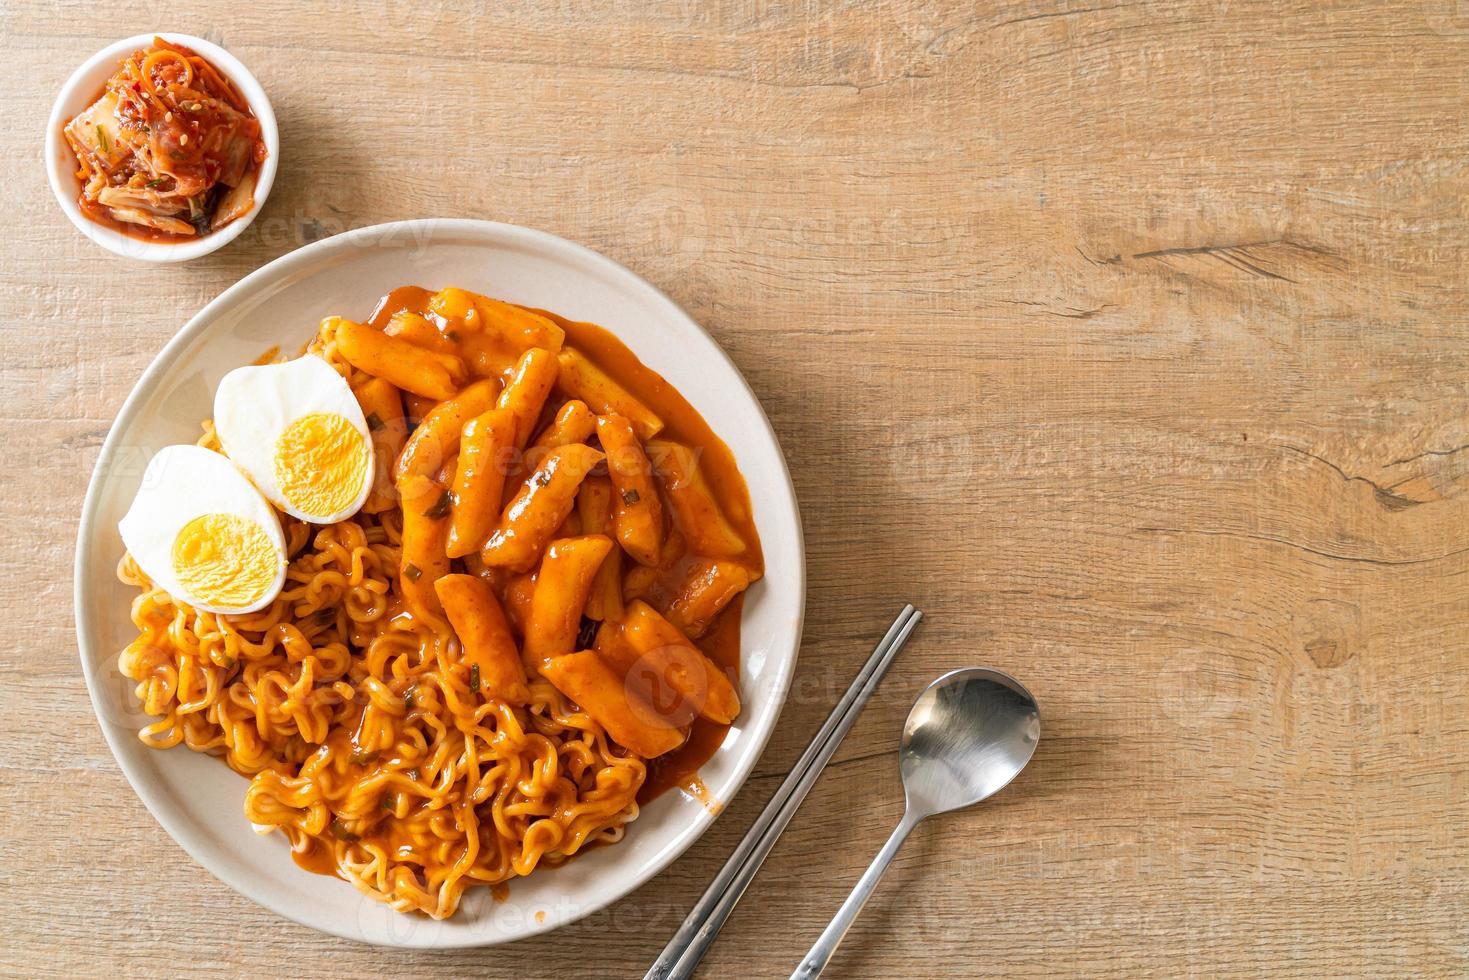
left=117, top=284, right=762, bottom=919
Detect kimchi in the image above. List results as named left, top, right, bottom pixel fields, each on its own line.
left=63, top=38, right=266, bottom=240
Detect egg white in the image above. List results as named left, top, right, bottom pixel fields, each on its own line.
left=213, top=354, right=374, bottom=524
left=118, top=444, right=289, bottom=614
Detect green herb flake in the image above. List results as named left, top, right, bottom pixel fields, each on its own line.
left=403, top=686, right=417, bottom=711
left=403, top=563, right=422, bottom=582
left=145, top=177, right=166, bottom=188
left=96, top=125, right=110, bottom=155
left=350, top=748, right=378, bottom=767
left=622, top=489, right=641, bottom=505
left=423, top=490, right=452, bottom=519
left=365, top=412, right=384, bottom=432
left=382, top=794, right=396, bottom=811
left=328, top=818, right=359, bottom=842
left=469, top=663, right=481, bottom=693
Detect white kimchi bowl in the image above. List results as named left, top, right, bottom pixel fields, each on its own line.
left=45, top=32, right=279, bottom=262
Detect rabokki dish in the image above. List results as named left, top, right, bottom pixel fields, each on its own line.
left=116, top=285, right=763, bottom=918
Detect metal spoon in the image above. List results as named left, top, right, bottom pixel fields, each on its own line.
left=790, top=667, right=1041, bottom=979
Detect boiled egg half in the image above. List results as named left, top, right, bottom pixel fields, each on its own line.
left=119, top=444, right=289, bottom=614
left=214, top=355, right=374, bottom=524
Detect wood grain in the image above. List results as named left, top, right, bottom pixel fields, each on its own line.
left=3, top=0, right=1467, bottom=975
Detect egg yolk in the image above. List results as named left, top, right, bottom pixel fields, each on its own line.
left=274, top=412, right=369, bottom=519
left=172, top=513, right=279, bottom=608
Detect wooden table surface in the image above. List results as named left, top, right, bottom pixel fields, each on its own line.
left=4, top=0, right=1467, bottom=976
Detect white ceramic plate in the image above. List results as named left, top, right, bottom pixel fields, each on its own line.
left=74, top=219, right=805, bottom=946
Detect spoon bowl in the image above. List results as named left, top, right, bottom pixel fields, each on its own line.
left=900, top=668, right=1041, bottom=817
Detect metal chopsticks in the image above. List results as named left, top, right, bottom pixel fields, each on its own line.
left=644, top=604, right=924, bottom=980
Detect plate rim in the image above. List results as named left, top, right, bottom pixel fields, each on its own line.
left=73, top=217, right=806, bottom=947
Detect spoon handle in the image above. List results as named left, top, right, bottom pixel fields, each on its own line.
left=790, top=809, right=922, bottom=980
